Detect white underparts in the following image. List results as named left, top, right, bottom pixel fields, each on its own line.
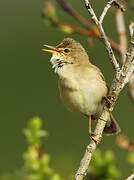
left=50, top=54, right=70, bottom=75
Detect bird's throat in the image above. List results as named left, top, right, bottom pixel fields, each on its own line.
left=50, top=54, right=66, bottom=74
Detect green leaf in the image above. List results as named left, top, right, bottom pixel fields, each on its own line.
left=127, top=153, right=134, bottom=165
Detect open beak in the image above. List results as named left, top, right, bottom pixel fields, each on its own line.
left=42, top=44, right=58, bottom=53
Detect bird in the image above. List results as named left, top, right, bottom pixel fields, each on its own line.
left=42, top=38, right=120, bottom=135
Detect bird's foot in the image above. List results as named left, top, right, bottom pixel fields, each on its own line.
left=89, top=133, right=102, bottom=144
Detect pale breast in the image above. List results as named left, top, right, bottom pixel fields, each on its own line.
left=58, top=65, right=108, bottom=117
left=59, top=83, right=84, bottom=112
left=58, top=79, right=107, bottom=117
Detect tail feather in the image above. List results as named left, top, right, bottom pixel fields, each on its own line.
left=104, top=112, right=121, bottom=135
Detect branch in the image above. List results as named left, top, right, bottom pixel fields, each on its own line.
left=115, top=6, right=134, bottom=119
left=75, top=0, right=134, bottom=178
left=126, top=173, right=134, bottom=180
left=116, top=134, right=134, bottom=151
left=129, top=74, right=134, bottom=101
left=115, top=7, right=134, bottom=105
left=115, top=9, right=127, bottom=63
left=55, top=0, right=121, bottom=53
left=99, top=0, right=115, bottom=24
left=56, top=0, right=91, bottom=29
left=84, top=0, right=120, bottom=72
left=115, top=9, right=134, bottom=103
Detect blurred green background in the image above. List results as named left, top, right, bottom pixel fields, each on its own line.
left=0, top=0, right=133, bottom=178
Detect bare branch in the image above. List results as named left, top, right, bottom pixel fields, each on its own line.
left=99, top=0, right=115, bottom=24
left=84, top=0, right=98, bottom=23
left=129, top=22, right=134, bottom=38
left=114, top=0, right=127, bottom=12
left=43, top=0, right=121, bottom=53
left=75, top=109, right=109, bottom=180
left=84, top=0, right=120, bottom=73
left=75, top=1, right=134, bottom=178
left=115, top=9, right=134, bottom=104
left=129, top=74, right=134, bottom=101
left=126, top=173, right=134, bottom=180
left=115, top=9, right=127, bottom=61
left=116, top=134, right=134, bottom=151
left=56, top=0, right=91, bottom=29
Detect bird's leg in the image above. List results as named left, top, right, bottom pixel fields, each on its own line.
left=88, top=115, right=98, bottom=142
left=88, top=115, right=92, bottom=136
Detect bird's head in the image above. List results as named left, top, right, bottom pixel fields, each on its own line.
left=42, top=38, right=89, bottom=74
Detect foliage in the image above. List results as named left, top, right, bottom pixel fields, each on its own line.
left=0, top=117, right=134, bottom=179
left=86, top=150, right=120, bottom=180
left=42, top=1, right=81, bottom=34
left=23, top=117, right=62, bottom=180
left=127, top=152, right=134, bottom=166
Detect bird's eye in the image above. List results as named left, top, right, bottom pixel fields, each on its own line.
left=64, top=48, right=70, bottom=53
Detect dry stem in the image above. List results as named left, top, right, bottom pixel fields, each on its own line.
left=115, top=10, right=134, bottom=103
left=126, top=173, right=134, bottom=180
left=84, top=0, right=120, bottom=72
left=56, top=0, right=91, bottom=29
left=55, top=0, right=121, bottom=53
left=115, top=9, right=127, bottom=61
left=75, top=0, right=134, bottom=179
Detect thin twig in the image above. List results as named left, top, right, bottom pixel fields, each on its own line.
left=99, top=0, right=115, bottom=24
left=75, top=21, right=134, bottom=180
left=55, top=0, right=121, bottom=54
left=126, top=173, right=134, bottom=180
left=115, top=11, right=134, bottom=103
left=56, top=0, right=91, bottom=29
left=75, top=1, right=134, bottom=179
left=115, top=8, right=134, bottom=109
left=129, top=74, right=134, bottom=101
left=84, top=0, right=120, bottom=73
left=50, top=19, right=92, bottom=36
left=116, top=134, right=134, bottom=151
left=115, top=9, right=127, bottom=61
